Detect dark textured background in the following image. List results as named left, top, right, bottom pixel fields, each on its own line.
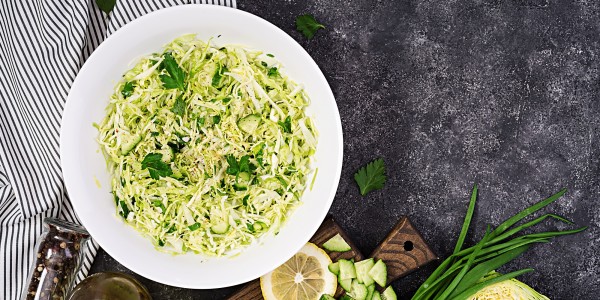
left=91, top=1, right=600, bottom=299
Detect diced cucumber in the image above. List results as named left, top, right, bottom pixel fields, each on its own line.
left=210, top=222, right=229, bottom=234
left=319, top=295, right=336, bottom=300
left=238, top=172, right=251, bottom=182
left=328, top=262, right=340, bottom=275
left=233, top=183, right=248, bottom=191
left=160, top=147, right=175, bottom=163
left=254, top=221, right=266, bottom=231
left=366, top=284, right=375, bottom=300
left=368, top=259, right=387, bottom=287
left=237, top=114, right=261, bottom=133
left=120, top=134, right=141, bottom=155
left=381, top=286, right=397, bottom=300
left=339, top=295, right=353, bottom=300
left=171, top=167, right=183, bottom=179
left=371, top=291, right=382, bottom=300
left=339, top=259, right=357, bottom=280
left=355, top=258, right=375, bottom=286
left=349, top=280, right=368, bottom=300
left=338, top=274, right=353, bottom=292
left=322, top=233, right=352, bottom=252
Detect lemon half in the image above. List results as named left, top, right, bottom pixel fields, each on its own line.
left=261, top=242, right=337, bottom=300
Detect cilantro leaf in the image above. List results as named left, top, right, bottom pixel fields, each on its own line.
left=121, top=82, right=134, bottom=98
left=141, top=153, right=173, bottom=180
left=278, top=116, right=292, bottom=133
left=160, top=52, right=186, bottom=90
left=171, top=96, right=186, bottom=117
left=354, top=158, right=386, bottom=196
left=295, top=14, right=325, bottom=39
left=95, top=0, right=116, bottom=14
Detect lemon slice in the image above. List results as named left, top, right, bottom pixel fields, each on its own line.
left=261, top=242, right=337, bottom=300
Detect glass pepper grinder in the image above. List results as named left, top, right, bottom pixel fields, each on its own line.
left=21, top=218, right=90, bottom=300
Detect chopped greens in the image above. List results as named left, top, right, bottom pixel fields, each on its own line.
left=278, top=116, right=292, bottom=133
left=97, top=35, right=317, bottom=256
left=121, top=82, right=134, bottom=98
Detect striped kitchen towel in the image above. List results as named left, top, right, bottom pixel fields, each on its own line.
left=0, top=1, right=236, bottom=299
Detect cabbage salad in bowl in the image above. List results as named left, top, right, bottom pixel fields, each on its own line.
left=96, top=35, right=317, bottom=256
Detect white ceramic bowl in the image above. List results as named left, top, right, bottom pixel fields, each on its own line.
left=60, top=5, right=343, bottom=289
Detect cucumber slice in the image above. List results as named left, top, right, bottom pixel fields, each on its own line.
left=338, top=274, right=353, bottom=292
left=366, top=284, right=375, bottom=300
left=210, top=222, right=229, bottom=234
left=237, top=114, right=261, bottom=133
left=368, top=259, right=387, bottom=287
left=322, top=233, right=352, bottom=252
left=238, top=172, right=251, bottom=182
left=349, top=280, right=368, bottom=300
left=381, top=286, right=397, bottom=300
left=120, top=134, right=141, bottom=155
left=371, top=290, right=382, bottom=300
left=339, top=259, right=357, bottom=280
left=159, top=147, right=175, bottom=163
left=233, top=183, right=248, bottom=191
left=319, top=295, right=336, bottom=300
left=328, top=262, right=340, bottom=275
left=355, top=258, right=375, bottom=286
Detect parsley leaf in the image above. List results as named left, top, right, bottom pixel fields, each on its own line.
left=226, top=155, right=254, bottom=177
left=95, top=0, right=116, bottom=14
left=267, top=67, right=279, bottom=78
left=151, top=200, right=167, bottom=214
left=295, top=14, right=326, bottom=39
left=239, top=155, right=251, bottom=173
left=141, top=153, right=173, bottom=180
left=212, top=115, right=221, bottom=125
left=226, top=155, right=239, bottom=176
left=278, top=116, right=292, bottom=133
left=171, top=96, right=186, bottom=117
left=354, top=158, right=386, bottom=196
left=160, top=52, right=186, bottom=90
left=121, top=82, right=134, bottom=98
left=212, top=64, right=228, bottom=87
left=197, top=117, right=206, bottom=127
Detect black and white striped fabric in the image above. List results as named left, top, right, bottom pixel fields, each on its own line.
left=0, top=1, right=236, bottom=299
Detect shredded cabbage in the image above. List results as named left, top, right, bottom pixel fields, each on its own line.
left=97, top=35, right=317, bottom=256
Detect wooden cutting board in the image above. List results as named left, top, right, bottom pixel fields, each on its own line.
left=227, top=216, right=436, bottom=299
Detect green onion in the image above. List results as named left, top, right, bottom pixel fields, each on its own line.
left=412, top=186, right=587, bottom=300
